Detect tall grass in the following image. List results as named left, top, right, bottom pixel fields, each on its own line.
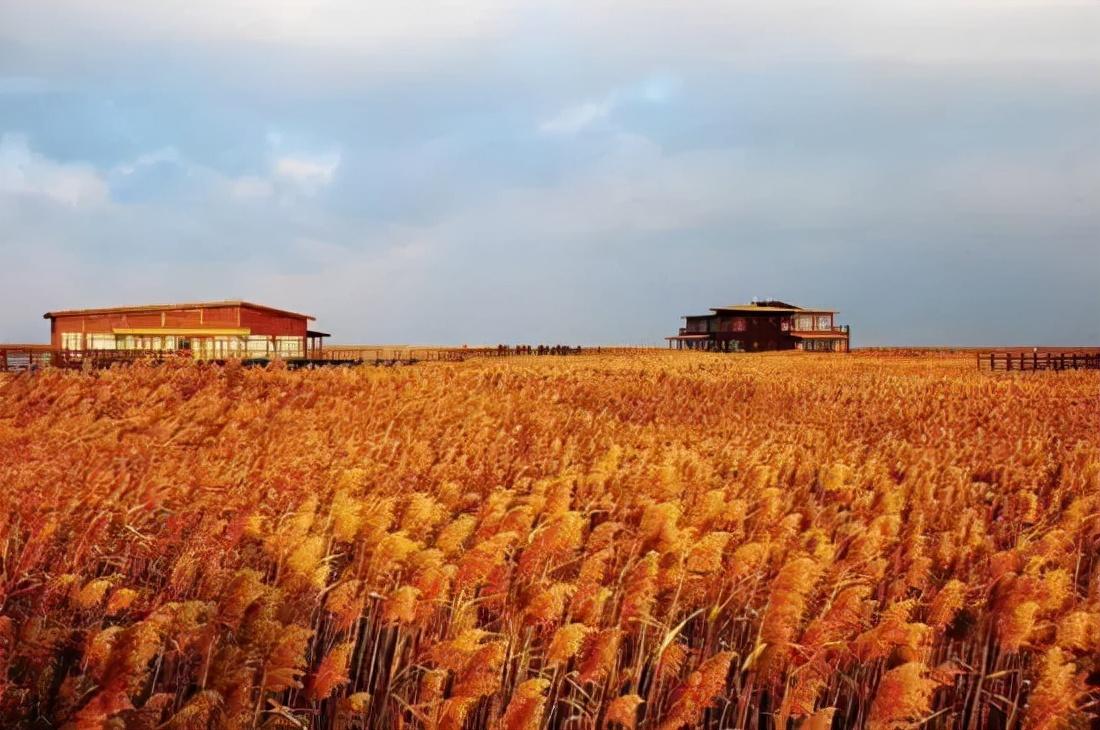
left=0, top=353, right=1096, bottom=728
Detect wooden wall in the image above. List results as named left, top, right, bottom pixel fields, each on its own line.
left=48, top=304, right=309, bottom=347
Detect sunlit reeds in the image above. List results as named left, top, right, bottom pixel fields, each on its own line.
left=0, top=352, right=1097, bottom=727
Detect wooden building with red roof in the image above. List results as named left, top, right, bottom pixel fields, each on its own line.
left=43, top=300, right=329, bottom=359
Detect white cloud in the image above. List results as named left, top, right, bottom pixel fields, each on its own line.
left=0, top=134, right=108, bottom=207
left=1, top=1, right=515, bottom=52
left=562, top=0, right=1100, bottom=69
left=539, top=100, right=613, bottom=135
left=4, top=1, right=1098, bottom=99
left=0, top=133, right=343, bottom=213
left=539, top=73, right=679, bottom=135
left=111, top=148, right=183, bottom=177
left=274, top=153, right=341, bottom=193
left=637, top=74, right=679, bottom=103
left=229, top=175, right=276, bottom=200
left=68, top=139, right=341, bottom=205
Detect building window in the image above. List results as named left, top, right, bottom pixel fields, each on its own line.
left=206, top=336, right=247, bottom=358
left=795, top=315, right=813, bottom=331
left=88, top=334, right=117, bottom=350
left=731, top=318, right=746, bottom=332
left=275, top=336, right=303, bottom=358
left=802, top=339, right=839, bottom=352
left=247, top=336, right=271, bottom=356
left=117, top=335, right=171, bottom=351
left=61, top=333, right=82, bottom=350
left=817, top=315, right=831, bottom=331
left=133, top=336, right=167, bottom=350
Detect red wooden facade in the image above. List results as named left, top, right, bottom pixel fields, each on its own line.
left=667, top=300, right=850, bottom=352
left=43, top=301, right=329, bottom=359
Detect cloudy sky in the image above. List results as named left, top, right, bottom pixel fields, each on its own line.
left=1, top=1, right=1098, bottom=346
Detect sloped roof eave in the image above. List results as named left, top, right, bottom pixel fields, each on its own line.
left=44, top=300, right=316, bottom=321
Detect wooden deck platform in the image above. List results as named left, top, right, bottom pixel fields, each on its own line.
left=0, top=347, right=437, bottom=372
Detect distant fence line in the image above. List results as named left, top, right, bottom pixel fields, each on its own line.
left=0, top=344, right=660, bottom=373
left=977, top=350, right=1100, bottom=372
left=6, top=344, right=1100, bottom=374
left=318, top=345, right=656, bottom=362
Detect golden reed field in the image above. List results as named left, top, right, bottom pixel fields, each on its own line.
left=0, top=353, right=1098, bottom=729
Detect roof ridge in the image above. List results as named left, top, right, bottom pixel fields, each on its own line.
left=43, top=300, right=315, bottom=321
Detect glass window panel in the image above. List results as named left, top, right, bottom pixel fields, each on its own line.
left=275, top=336, right=303, bottom=358
left=87, top=334, right=117, bottom=350
left=247, top=336, right=271, bottom=355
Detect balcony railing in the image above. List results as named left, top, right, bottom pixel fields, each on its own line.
left=790, top=324, right=849, bottom=335
left=679, top=325, right=850, bottom=336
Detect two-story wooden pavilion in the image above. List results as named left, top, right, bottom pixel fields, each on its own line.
left=667, top=300, right=850, bottom=352
left=43, top=300, right=329, bottom=359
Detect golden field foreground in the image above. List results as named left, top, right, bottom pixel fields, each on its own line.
left=0, top=353, right=1098, bottom=730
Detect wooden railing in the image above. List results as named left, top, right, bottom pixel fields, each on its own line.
left=1, top=347, right=189, bottom=372
left=317, top=346, right=656, bottom=362
left=458, top=346, right=653, bottom=358
left=789, top=325, right=850, bottom=336
left=978, top=350, right=1100, bottom=371
left=314, top=347, right=470, bottom=364
left=1, top=344, right=660, bottom=372
left=0, top=345, right=58, bottom=372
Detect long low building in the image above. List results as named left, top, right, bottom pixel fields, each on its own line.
left=667, top=299, right=850, bottom=352
left=43, top=300, right=329, bottom=359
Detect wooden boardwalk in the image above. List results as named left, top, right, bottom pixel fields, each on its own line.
left=0, top=345, right=60, bottom=372
left=977, top=349, right=1100, bottom=371
left=0, top=344, right=656, bottom=373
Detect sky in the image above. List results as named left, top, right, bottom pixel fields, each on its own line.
left=1, top=1, right=1099, bottom=347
